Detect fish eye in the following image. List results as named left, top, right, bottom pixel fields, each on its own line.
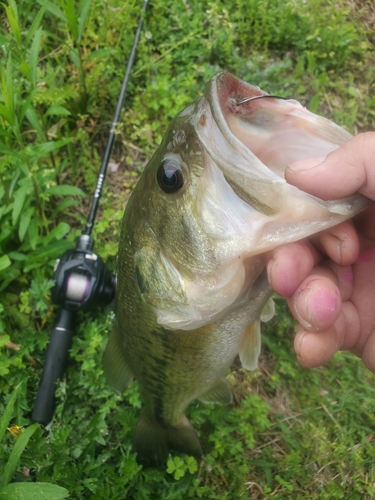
left=157, top=160, right=185, bottom=194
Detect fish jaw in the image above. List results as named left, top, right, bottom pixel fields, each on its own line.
left=194, top=72, right=368, bottom=248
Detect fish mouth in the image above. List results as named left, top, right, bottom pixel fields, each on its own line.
left=195, top=72, right=357, bottom=217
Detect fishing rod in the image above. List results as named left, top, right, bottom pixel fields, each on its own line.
left=31, top=0, right=149, bottom=426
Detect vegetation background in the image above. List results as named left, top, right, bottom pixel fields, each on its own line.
left=1, top=0, right=375, bottom=498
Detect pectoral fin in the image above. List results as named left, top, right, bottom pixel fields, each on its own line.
left=260, top=297, right=275, bottom=323
left=239, top=320, right=261, bottom=371
left=198, top=378, right=233, bottom=405
left=103, top=323, right=133, bottom=393
left=134, top=246, right=248, bottom=331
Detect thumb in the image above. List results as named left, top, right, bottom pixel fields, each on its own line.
left=285, top=132, right=375, bottom=201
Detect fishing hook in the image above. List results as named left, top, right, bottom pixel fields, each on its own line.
left=236, top=95, right=289, bottom=105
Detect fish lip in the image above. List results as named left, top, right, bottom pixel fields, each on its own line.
left=192, top=72, right=369, bottom=246
left=209, top=71, right=268, bottom=105
left=194, top=73, right=287, bottom=215
left=195, top=72, right=367, bottom=215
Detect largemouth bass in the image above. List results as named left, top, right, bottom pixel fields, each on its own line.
left=104, top=72, right=367, bottom=466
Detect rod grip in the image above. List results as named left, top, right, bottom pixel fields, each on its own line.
left=31, top=308, right=75, bottom=425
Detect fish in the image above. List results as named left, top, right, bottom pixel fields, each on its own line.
left=104, top=72, right=367, bottom=466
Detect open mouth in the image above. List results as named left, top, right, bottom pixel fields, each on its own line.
left=194, top=72, right=362, bottom=217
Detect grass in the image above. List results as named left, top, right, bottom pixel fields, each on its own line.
left=1, top=0, right=375, bottom=498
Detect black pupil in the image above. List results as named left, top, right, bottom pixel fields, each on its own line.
left=157, top=162, right=184, bottom=193
left=163, top=169, right=178, bottom=187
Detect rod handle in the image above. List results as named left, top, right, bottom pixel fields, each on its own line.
left=31, top=309, right=75, bottom=425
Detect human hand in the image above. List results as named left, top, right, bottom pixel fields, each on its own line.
left=265, top=132, right=375, bottom=372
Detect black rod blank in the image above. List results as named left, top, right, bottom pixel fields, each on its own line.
left=84, top=0, right=149, bottom=235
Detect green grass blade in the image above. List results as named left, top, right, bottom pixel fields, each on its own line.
left=69, top=48, right=84, bottom=87
left=12, top=180, right=33, bottom=226
left=29, top=28, right=43, bottom=88
left=0, top=103, right=14, bottom=124
left=23, top=240, right=73, bottom=272
left=6, top=0, right=18, bottom=19
left=43, top=221, right=70, bottom=246
left=19, top=207, right=34, bottom=242
left=18, top=61, right=32, bottom=83
left=3, top=1, right=21, bottom=49
left=77, top=0, right=92, bottom=43
left=25, top=1, right=47, bottom=47
left=46, top=185, right=86, bottom=196
left=30, top=138, right=72, bottom=158
left=0, top=423, right=39, bottom=488
left=1, top=55, right=15, bottom=126
left=9, top=169, right=21, bottom=198
left=6, top=54, right=15, bottom=120
left=0, top=384, right=22, bottom=444
left=50, top=199, right=80, bottom=219
left=25, top=106, right=46, bottom=141
left=64, top=0, right=79, bottom=42
left=0, top=482, right=69, bottom=500
left=19, top=89, right=37, bottom=124
left=35, top=0, right=66, bottom=22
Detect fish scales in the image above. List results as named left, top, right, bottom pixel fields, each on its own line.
left=104, top=72, right=369, bottom=466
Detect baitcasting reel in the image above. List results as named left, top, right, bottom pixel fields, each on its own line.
left=31, top=235, right=116, bottom=425
left=51, top=234, right=115, bottom=313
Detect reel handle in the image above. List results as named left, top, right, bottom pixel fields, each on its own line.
left=32, top=308, right=75, bottom=425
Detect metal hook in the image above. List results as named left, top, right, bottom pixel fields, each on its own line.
left=236, top=95, right=289, bottom=105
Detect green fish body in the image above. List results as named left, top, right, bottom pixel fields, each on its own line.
left=104, top=73, right=367, bottom=466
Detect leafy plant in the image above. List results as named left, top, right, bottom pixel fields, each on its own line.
left=166, top=456, right=198, bottom=481
left=0, top=384, right=69, bottom=499
left=0, top=0, right=87, bottom=293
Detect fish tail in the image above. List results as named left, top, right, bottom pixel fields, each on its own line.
left=132, top=410, right=203, bottom=467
